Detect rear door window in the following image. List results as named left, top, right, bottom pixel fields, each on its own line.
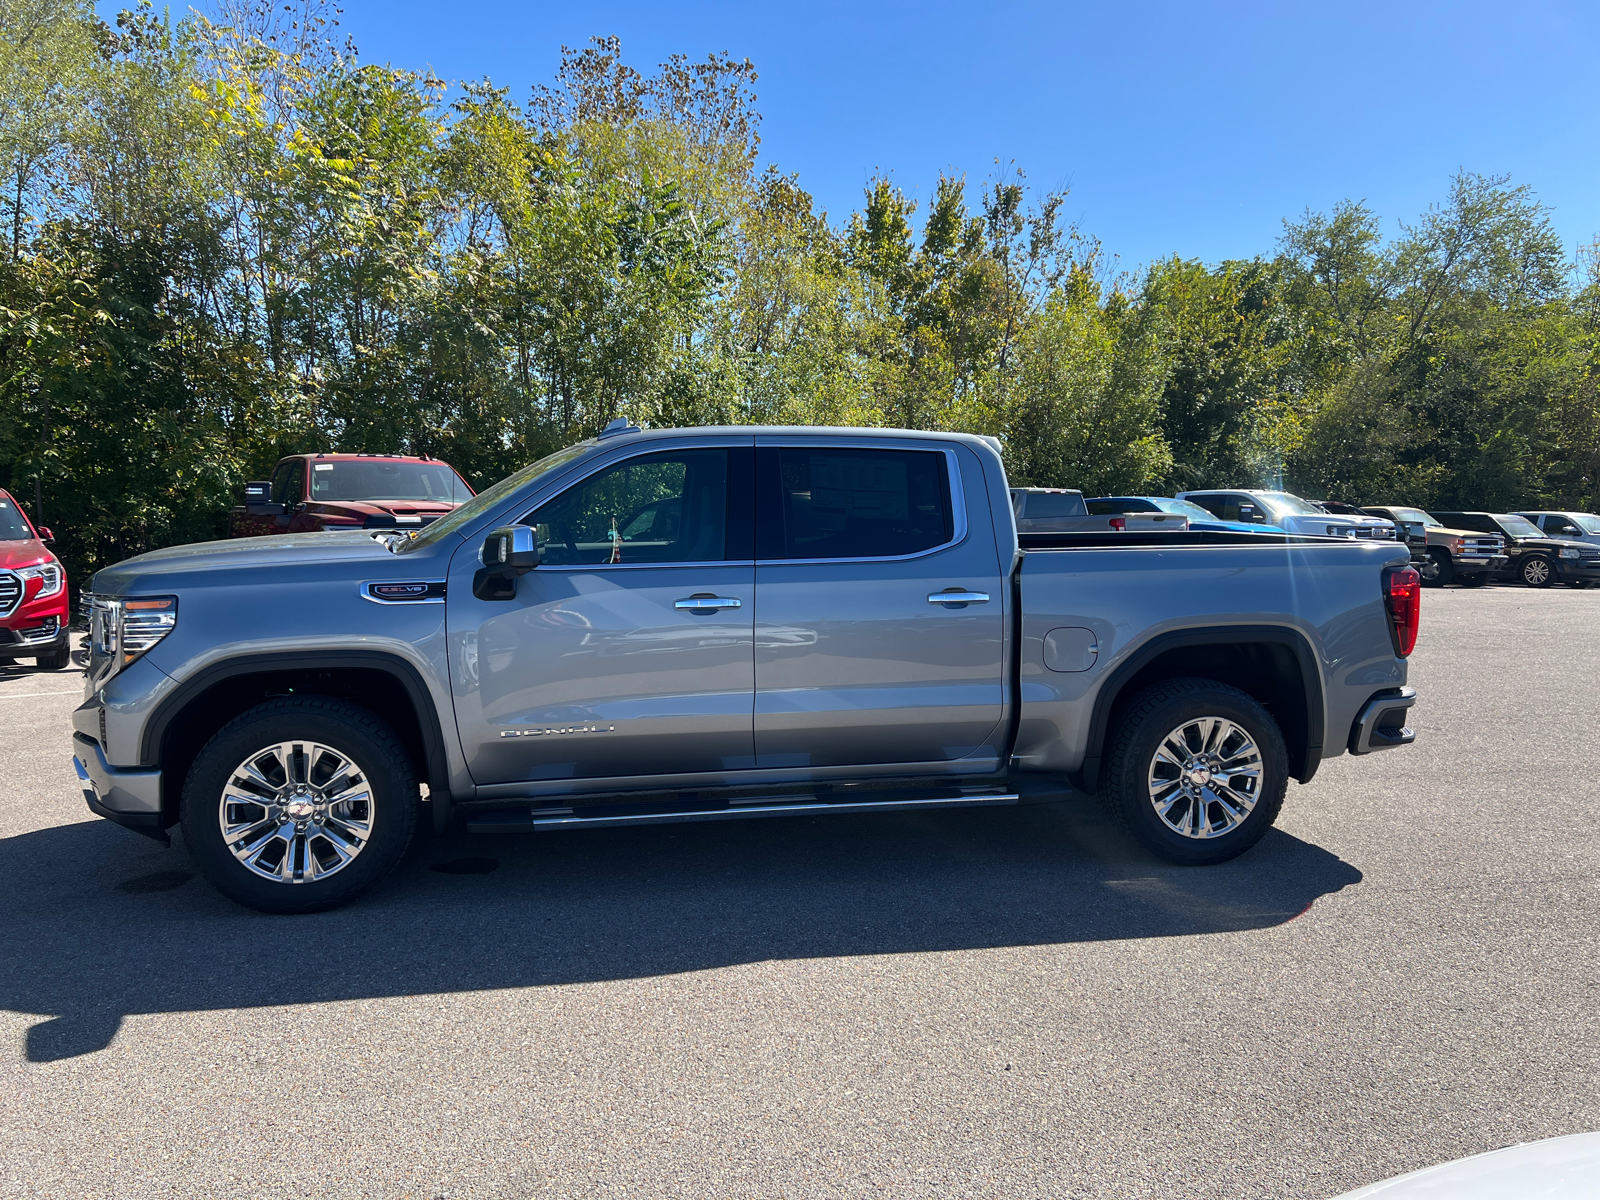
left=757, top=446, right=953, bottom=560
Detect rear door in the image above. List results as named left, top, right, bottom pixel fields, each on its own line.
left=448, top=439, right=757, bottom=786
left=751, top=437, right=1007, bottom=770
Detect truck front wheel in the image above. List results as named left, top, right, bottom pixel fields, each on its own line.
left=1423, top=549, right=1452, bottom=587
left=1099, top=679, right=1289, bottom=865
left=180, top=697, right=418, bottom=914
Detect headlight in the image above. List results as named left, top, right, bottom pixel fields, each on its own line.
left=89, top=595, right=178, bottom=677
left=16, top=561, right=62, bottom=599
left=1560, top=548, right=1580, bottom=559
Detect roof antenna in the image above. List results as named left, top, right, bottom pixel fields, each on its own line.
left=598, top=417, right=641, bottom=439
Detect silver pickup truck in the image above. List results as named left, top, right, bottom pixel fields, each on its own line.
left=72, top=426, right=1421, bottom=913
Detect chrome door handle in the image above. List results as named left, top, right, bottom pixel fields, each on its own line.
left=675, top=595, right=742, bottom=610
left=928, top=591, right=990, bottom=605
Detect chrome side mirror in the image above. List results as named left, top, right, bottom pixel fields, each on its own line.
left=473, top=525, right=539, bottom=600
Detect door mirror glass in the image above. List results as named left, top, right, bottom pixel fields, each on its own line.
left=474, top=525, right=540, bottom=600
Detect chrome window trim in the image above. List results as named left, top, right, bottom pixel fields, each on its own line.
left=754, top=442, right=968, bottom=566
left=509, top=435, right=968, bottom=572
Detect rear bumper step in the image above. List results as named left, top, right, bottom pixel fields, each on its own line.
left=465, top=791, right=1020, bottom=834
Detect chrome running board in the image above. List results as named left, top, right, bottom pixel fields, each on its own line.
left=465, top=791, right=1019, bottom=835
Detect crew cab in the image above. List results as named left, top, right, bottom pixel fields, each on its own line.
left=1361, top=506, right=1506, bottom=588
left=1086, top=496, right=1281, bottom=535
left=73, top=426, right=1421, bottom=914
left=1430, top=512, right=1600, bottom=588
left=0, top=489, right=69, bottom=671
left=230, top=453, right=473, bottom=537
left=1178, top=489, right=1398, bottom=540
left=1012, top=488, right=1187, bottom=533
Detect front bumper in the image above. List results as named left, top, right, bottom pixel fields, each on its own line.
left=1453, top=554, right=1506, bottom=572
left=72, top=733, right=168, bottom=842
left=1558, top=559, right=1600, bottom=581
left=1348, top=687, right=1417, bottom=755
left=0, top=582, right=69, bottom=657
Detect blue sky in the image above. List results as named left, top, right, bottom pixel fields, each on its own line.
left=210, top=0, right=1600, bottom=271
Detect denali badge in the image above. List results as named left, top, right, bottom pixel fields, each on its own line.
left=500, top=723, right=617, bottom=738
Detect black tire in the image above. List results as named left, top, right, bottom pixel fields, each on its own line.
left=33, top=645, right=70, bottom=671
left=1422, top=549, right=1452, bottom=588
left=1099, top=677, right=1289, bottom=865
left=180, top=697, right=418, bottom=914
left=1457, top=573, right=1489, bottom=588
left=1519, top=555, right=1555, bottom=588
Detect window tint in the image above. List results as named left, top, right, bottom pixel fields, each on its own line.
left=1546, top=517, right=1581, bottom=536
left=1438, top=513, right=1492, bottom=533
left=757, top=446, right=953, bottom=560
left=0, top=496, right=34, bottom=540
left=1191, top=494, right=1263, bottom=522
left=1021, top=491, right=1087, bottom=518
left=280, top=460, right=306, bottom=506
left=1085, top=498, right=1157, bottom=515
left=310, top=460, right=470, bottom=502
left=525, top=448, right=739, bottom=566
left=270, top=460, right=297, bottom=506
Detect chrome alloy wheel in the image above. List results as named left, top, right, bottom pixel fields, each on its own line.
left=1522, top=557, right=1551, bottom=585
left=1146, top=716, right=1264, bottom=840
left=217, top=740, right=375, bottom=884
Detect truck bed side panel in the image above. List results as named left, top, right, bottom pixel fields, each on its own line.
left=1014, top=542, right=1410, bottom=774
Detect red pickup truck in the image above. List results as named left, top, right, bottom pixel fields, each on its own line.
left=230, top=454, right=474, bottom=537
left=0, top=489, right=70, bottom=670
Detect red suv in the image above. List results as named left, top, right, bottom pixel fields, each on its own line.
left=0, top=489, right=70, bottom=671
left=230, top=454, right=474, bottom=537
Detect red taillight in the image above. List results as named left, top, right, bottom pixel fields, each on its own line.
left=1109, top=517, right=1126, bottom=531
left=1385, top=565, right=1421, bottom=657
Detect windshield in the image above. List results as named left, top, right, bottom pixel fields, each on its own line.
left=1152, top=498, right=1228, bottom=521
left=0, top=497, right=34, bottom=539
left=1496, top=514, right=1543, bottom=539
left=1575, top=514, right=1600, bottom=534
left=397, top=441, right=595, bottom=553
left=310, top=460, right=472, bottom=503
left=1257, top=492, right=1326, bottom=517
left=1390, top=508, right=1441, bottom=527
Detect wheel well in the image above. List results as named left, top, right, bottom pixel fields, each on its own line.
left=1088, top=637, right=1319, bottom=789
left=155, top=667, right=431, bottom=825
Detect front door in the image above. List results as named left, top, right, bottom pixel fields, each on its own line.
left=448, top=442, right=757, bottom=786
left=751, top=439, right=1007, bottom=770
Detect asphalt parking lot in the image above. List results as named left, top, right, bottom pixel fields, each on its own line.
left=2, top=585, right=1598, bottom=1200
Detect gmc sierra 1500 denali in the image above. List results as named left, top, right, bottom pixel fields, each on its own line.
left=72, top=425, right=1421, bottom=913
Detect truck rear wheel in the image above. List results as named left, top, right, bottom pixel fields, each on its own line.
left=1099, top=678, right=1288, bottom=865
left=180, top=697, right=418, bottom=914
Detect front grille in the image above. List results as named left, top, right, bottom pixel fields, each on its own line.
left=1464, top=537, right=1503, bottom=554
left=0, top=571, right=20, bottom=617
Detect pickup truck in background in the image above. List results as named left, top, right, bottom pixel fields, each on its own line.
left=1361, top=506, right=1506, bottom=588
left=1086, top=496, right=1280, bottom=535
left=74, top=425, right=1420, bottom=913
left=1430, top=511, right=1600, bottom=588
left=1178, top=489, right=1399, bottom=540
left=1012, top=487, right=1188, bottom=533
left=231, top=453, right=474, bottom=537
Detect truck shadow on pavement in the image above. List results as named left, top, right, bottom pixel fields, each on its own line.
left=1, top=796, right=1361, bottom=1062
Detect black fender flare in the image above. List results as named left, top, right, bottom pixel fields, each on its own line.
left=141, top=650, right=454, bottom=833
left=1071, top=624, right=1324, bottom=793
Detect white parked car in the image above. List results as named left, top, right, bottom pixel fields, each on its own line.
left=1178, top=489, right=1397, bottom=540
left=1516, top=510, right=1600, bottom=547
left=1329, top=1131, right=1600, bottom=1198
